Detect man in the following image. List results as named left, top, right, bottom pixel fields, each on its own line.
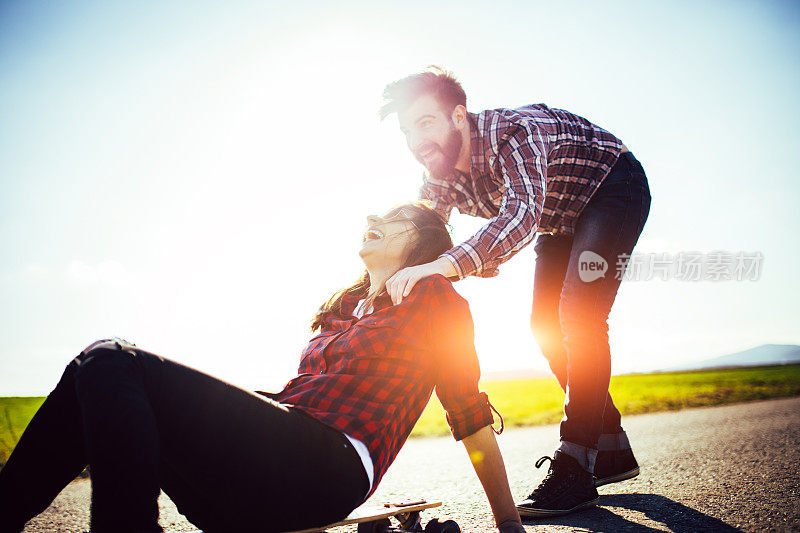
left=381, top=67, right=652, bottom=518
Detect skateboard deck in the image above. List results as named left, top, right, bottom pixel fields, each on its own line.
left=287, top=498, right=452, bottom=532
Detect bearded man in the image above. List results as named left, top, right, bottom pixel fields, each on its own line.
left=381, top=67, right=651, bottom=518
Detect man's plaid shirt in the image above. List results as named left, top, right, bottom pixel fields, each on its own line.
left=420, top=104, right=625, bottom=279
left=260, top=275, right=495, bottom=497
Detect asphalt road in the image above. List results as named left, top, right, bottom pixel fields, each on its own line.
left=20, top=397, right=800, bottom=532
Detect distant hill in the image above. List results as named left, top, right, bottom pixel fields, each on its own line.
left=480, top=344, right=800, bottom=381
left=664, top=344, right=800, bottom=372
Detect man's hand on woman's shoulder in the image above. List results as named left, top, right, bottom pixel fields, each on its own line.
left=386, top=257, right=458, bottom=304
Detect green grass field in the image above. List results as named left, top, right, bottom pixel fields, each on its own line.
left=410, top=364, right=800, bottom=437
left=2, top=364, right=799, bottom=466
left=0, top=396, right=46, bottom=466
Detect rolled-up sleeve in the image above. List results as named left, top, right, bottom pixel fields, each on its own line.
left=443, top=390, right=494, bottom=441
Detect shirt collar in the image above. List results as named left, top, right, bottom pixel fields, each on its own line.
left=338, top=291, right=357, bottom=316
left=341, top=290, right=393, bottom=317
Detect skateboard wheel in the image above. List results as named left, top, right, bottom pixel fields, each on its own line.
left=424, top=519, right=461, bottom=533
left=397, top=510, right=422, bottom=530
left=358, top=517, right=391, bottom=533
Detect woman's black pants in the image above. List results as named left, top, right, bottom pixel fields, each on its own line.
left=0, top=339, right=369, bottom=533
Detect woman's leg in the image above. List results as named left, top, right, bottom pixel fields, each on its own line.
left=72, top=340, right=163, bottom=532
left=0, top=355, right=90, bottom=533
left=93, top=342, right=369, bottom=532
left=0, top=340, right=368, bottom=533
left=123, top=343, right=368, bottom=532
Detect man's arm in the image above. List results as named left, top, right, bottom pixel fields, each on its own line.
left=385, top=255, right=456, bottom=304
left=437, top=122, right=546, bottom=279
left=462, top=426, right=524, bottom=532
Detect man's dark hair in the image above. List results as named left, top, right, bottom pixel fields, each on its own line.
left=379, top=66, right=466, bottom=120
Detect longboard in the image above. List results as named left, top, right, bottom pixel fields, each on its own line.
left=287, top=498, right=460, bottom=532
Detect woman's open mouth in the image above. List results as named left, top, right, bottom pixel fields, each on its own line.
left=363, top=228, right=384, bottom=242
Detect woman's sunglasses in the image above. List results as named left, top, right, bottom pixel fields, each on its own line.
left=377, top=208, right=420, bottom=230
left=363, top=208, right=420, bottom=242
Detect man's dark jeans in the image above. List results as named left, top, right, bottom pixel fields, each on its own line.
left=530, top=151, right=651, bottom=468
left=0, top=340, right=368, bottom=533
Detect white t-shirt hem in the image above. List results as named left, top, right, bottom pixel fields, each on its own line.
left=344, top=433, right=374, bottom=497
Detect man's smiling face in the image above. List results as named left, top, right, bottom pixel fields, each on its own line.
left=398, top=94, right=463, bottom=180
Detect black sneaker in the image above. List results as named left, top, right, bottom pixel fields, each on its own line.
left=516, top=451, right=599, bottom=517
left=593, top=447, right=640, bottom=487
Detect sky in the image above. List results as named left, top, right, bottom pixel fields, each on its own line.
left=1, top=0, right=799, bottom=395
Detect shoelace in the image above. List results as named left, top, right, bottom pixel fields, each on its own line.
left=526, top=455, right=562, bottom=500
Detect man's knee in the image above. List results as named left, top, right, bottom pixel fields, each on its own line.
left=558, top=298, right=610, bottom=337
left=530, top=317, right=568, bottom=367
left=530, top=314, right=560, bottom=345
left=559, top=314, right=609, bottom=342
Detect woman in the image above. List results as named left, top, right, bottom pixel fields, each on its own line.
left=0, top=202, right=524, bottom=533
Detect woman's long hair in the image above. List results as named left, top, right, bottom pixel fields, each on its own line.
left=310, top=201, right=453, bottom=332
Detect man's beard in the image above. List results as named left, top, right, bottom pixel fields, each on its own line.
left=415, top=126, right=462, bottom=180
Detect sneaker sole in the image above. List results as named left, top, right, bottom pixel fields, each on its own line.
left=517, top=497, right=600, bottom=518
left=594, top=466, right=640, bottom=487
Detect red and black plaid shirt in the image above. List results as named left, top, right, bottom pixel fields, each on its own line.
left=420, top=104, right=625, bottom=279
left=260, top=275, right=494, bottom=497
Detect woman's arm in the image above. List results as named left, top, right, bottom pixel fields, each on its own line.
left=461, top=426, right=524, bottom=532
left=410, top=276, right=522, bottom=532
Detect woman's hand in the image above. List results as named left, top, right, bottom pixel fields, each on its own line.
left=498, top=519, right=526, bottom=532
left=386, top=257, right=457, bottom=304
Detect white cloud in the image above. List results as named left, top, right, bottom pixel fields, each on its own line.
left=65, top=259, right=131, bottom=287
left=23, top=262, right=51, bottom=281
